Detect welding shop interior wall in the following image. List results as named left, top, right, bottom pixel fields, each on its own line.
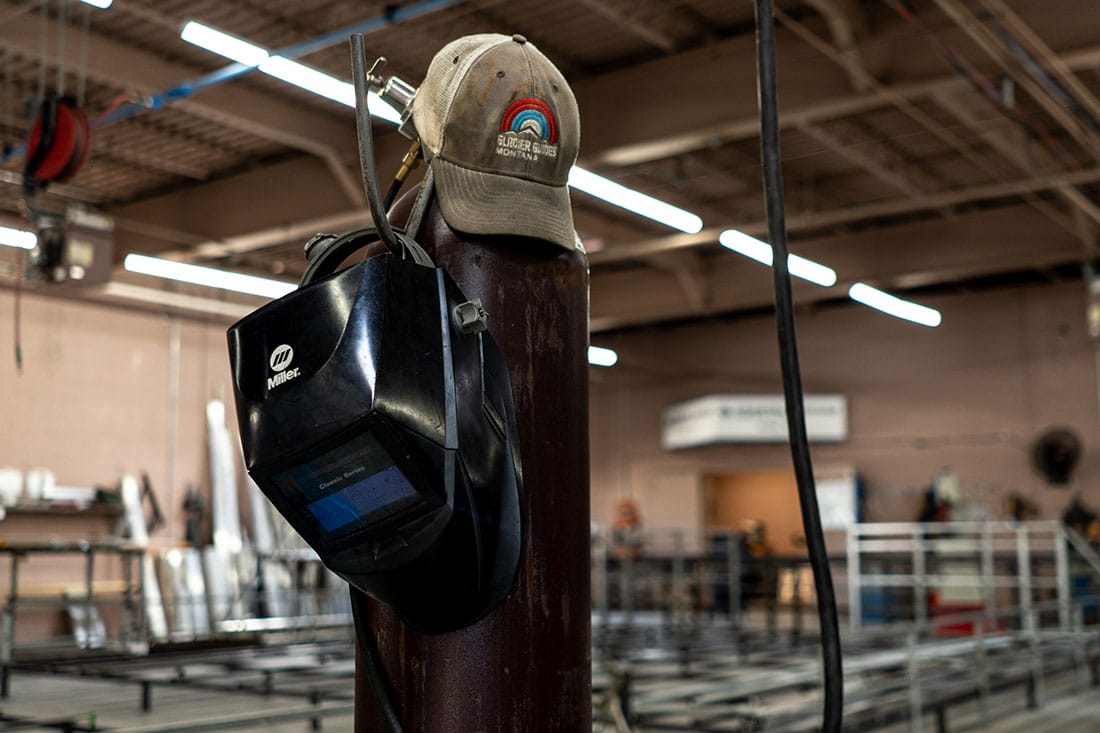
left=1, top=277, right=1098, bottom=549
left=591, top=279, right=1100, bottom=533
left=0, top=287, right=238, bottom=543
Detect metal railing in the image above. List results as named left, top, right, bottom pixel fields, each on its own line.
left=591, top=527, right=839, bottom=637
left=846, top=521, right=1100, bottom=632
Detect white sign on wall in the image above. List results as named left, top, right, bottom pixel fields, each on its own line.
left=661, top=394, right=848, bottom=450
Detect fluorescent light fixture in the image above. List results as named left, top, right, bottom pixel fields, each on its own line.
left=181, top=21, right=268, bottom=66
left=718, top=229, right=837, bottom=287
left=0, top=225, right=37, bottom=250
left=180, top=21, right=401, bottom=124
left=259, top=56, right=356, bottom=107
left=258, top=55, right=400, bottom=122
left=79, top=0, right=113, bottom=8
left=588, top=345, right=618, bottom=367
left=848, top=282, right=941, bottom=327
left=568, top=167, right=703, bottom=234
left=182, top=22, right=698, bottom=224
left=123, top=253, right=296, bottom=299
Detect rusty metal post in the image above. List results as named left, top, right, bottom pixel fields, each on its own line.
left=354, top=195, right=592, bottom=731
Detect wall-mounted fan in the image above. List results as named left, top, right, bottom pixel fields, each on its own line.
left=1031, top=427, right=1081, bottom=486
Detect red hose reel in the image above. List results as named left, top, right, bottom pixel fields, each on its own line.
left=23, top=94, right=91, bottom=192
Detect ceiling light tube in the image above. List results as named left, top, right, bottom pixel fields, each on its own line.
left=180, top=21, right=401, bottom=123
left=181, top=21, right=269, bottom=66
left=0, top=225, right=37, bottom=250
left=123, top=253, right=296, bottom=299
left=718, top=229, right=837, bottom=287
left=568, top=167, right=704, bottom=234
left=258, top=56, right=357, bottom=107
left=588, top=346, right=618, bottom=367
left=848, top=282, right=942, bottom=327
left=78, top=0, right=113, bottom=8
left=182, top=22, right=697, bottom=225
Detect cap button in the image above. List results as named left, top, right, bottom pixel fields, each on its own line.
left=512, top=34, right=527, bottom=44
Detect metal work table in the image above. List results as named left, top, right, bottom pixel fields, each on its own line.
left=0, top=541, right=146, bottom=696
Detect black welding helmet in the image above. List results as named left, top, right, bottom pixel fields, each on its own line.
left=226, top=224, right=522, bottom=635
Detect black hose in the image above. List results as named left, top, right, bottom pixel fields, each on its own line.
left=349, top=34, right=403, bottom=257
left=752, top=2, right=844, bottom=731
left=349, top=588, right=405, bottom=733
left=382, top=177, right=403, bottom=211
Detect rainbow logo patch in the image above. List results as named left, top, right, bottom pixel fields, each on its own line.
left=499, top=97, right=558, bottom=143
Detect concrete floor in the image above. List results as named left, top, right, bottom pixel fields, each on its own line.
left=986, top=688, right=1100, bottom=733
left=2, top=667, right=1099, bottom=731
left=888, top=671, right=1100, bottom=733
left=0, top=670, right=353, bottom=731
left=2, top=612, right=1097, bottom=732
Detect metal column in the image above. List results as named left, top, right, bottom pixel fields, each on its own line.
left=980, top=524, right=996, bottom=631
left=671, top=531, right=685, bottom=626
left=727, top=532, right=742, bottom=627
left=355, top=197, right=591, bottom=731
left=82, top=547, right=96, bottom=648
left=1016, top=528, right=1033, bottom=630
left=0, top=551, right=19, bottom=698
left=1054, top=526, right=1072, bottom=631
left=912, top=529, right=928, bottom=628
left=847, top=527, right=861, bottom=631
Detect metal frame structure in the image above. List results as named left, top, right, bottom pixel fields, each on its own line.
left=592, top=599, right=1100, bottom=733
left=0, top=541, right=146, bottom=696
left=4, top=1, right=1100, bottom=330
left=4, top=639, right=357, bottom=732
left=0, top=523, right=1097, bottom=731
left=589, top=521, right=1100, bottom=732
left=591, top=527, right=833, bottom=640
left=0, top=543, right=352, bottom=699
left=847, top=521, right=1100, bottom=632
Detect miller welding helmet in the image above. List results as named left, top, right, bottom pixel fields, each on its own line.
left=226, top=218, right=523, bottom=635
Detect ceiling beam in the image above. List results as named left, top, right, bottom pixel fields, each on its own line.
left=803, top=0, right=870, bottom=92
left=588, top=34, right=1100, bottom=168
left=645, top=251, right=710, bottom=315
left=930, top=89, right=1100, bottom=245
left=161, top=155, right=1100, bottom=270
left=976, top=0, right=1100, bottom=125
left=77, top=4, right=1100, bottom=281
left=573, top=29, right=849, bottom=167
left=775, top=6, right=997, bottom=182
left=590, top=164, right=1100, bottom=265
left=929, top=0, right=1100, bottom=158
left=110, top=155, right=379, bottom=257
left=796, top=121, right=929, bottom=198
left=0, top=12, right=366, bottom=206
left=591, top=205, right=1082, bottom=331
left=571, top=0, right=677, bottom=53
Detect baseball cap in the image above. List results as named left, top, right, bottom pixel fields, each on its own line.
left=412, top=33, right=580, bottom=250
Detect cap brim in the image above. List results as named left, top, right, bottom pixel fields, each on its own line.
left=432, top=158, right=576, bottom=250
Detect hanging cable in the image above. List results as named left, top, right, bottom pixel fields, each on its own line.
left=56, top=0, right=67, bottom=97
left=752, top=1, right=843, bottom=731
left=349, top=589, right=405, bottom=733
left=36, top=0, right=47, bottom=106
left=14, top=249, right=24, bottom=375
left=2, top=49, right=12, bottom=156
left=77, top=1, right=90, bottom=107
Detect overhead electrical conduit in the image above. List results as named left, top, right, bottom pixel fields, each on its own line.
left=974, top=6, right=1100, bottom=135
left=885, top=0, right=1082, bottom=171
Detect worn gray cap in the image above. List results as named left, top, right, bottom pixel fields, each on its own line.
left=412, top=33, right=580, bottom=249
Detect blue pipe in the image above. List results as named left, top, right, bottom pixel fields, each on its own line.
left=154, top=0, right=461, bottom=107
left=2, top=0, right=462, bottom=164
